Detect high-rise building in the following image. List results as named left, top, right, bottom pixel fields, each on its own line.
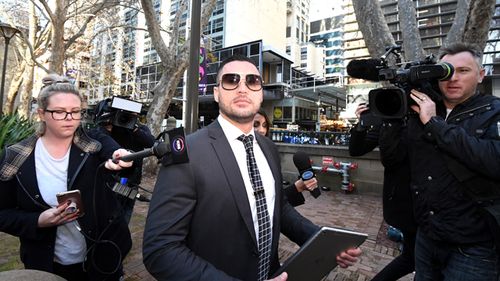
left=379, top=0, right=500, bottom=96
left=342, top=0, right=500, bottom=121
left=88, top=0, right=347, bottom=127
left=309, top=15, right=344, bottom=80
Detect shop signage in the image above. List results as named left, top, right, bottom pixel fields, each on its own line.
left=322, top=156, right=334, bottom=166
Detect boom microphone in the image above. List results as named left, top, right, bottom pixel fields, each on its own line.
left=346, top=59, right=384, bottom=81
left=293, top=151, right=320, bottom=198
left=113, top=142, right=169, bottom=163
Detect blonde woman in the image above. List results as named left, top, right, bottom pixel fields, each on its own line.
left=0, top=74, right=133, bottom=281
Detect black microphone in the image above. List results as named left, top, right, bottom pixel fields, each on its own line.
left=293, top=151, right=320, bottom=198
left=113, top=142, right=170, bottom=163
left=346, top=59, right=384, bottom=81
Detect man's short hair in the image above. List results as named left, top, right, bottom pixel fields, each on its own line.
left=439, top=42, right=483, bottom=68
left=216, top=54, right=259, bottom=83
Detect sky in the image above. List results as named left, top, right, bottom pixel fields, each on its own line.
left=309, top=0, right=342, bottom=22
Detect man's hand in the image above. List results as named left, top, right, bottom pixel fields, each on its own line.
left=355, top=103, right=369, bottom=118
left=105, top=148, right=134, bottom=170
left=336, top=247, right=362, bottom=268
left=266, top=272, right=287, bottom=281
left=410, top=89, right=437, bottom=124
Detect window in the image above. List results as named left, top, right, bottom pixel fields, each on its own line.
left=250, top=43, right=260, bottom=55
left=233, top=46, right=247, bottom=56
left=213, top=18, right=224, bottom=33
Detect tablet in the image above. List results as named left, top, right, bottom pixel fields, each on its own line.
left=272, top=226, right=367, bottom=281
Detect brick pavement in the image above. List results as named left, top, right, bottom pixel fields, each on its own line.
left=122, top=180, right=414, bottom=281
left=0, top=180, right=414, bottom=281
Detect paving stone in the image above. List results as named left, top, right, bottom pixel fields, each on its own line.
left=0, top=175, right=414, bottom=281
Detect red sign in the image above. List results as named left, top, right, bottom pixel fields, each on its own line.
left=322, top=156, right=333, bottom=166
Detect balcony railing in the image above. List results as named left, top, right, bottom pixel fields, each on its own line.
left=270, top=129, right=351, bottom=146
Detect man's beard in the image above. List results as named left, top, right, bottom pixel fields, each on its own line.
left=219, top=104, right=256, bottom=124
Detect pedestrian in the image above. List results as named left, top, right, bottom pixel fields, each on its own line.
left=349, top=103, right=416, bottom=281
left=392, top=42, right=500, bottom=280
left=253, top=109, right=318, bottom=207
left=91, top=97, right=156, bottom=224
left=0, top=74, right=133, bottom=281
left=143, top=54, right=362, bottom=281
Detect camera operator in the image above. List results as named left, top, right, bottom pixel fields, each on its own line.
left=388, top=43, right=500, bottom=280
left=91, top=97, right=155, bottom=224
left=349, top=103, right=416, bottom=281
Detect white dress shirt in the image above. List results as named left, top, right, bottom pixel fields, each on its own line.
left=217, top=115, right=276, bottom=240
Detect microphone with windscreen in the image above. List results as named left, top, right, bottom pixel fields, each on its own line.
left=113, top=142, right=170, bottom=163
left=346, top=59, right=385, bottom=82
left=293, top=151, right=321, bottom=198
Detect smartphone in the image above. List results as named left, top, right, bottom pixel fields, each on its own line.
left=56, top=190, right=85, bottom=217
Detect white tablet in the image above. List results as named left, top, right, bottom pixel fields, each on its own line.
left=272, top=226, right=368, bottom=281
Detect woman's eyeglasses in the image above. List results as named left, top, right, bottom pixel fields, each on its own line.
left=218, top=73, right=263, bottom=91
left=45, top=109, right=84, bottom=120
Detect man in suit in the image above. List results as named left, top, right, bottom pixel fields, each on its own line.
left=142, top=54, right=362, bottom=281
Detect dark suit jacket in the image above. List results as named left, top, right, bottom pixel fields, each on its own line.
left=143, top=120, right=319, bottom=281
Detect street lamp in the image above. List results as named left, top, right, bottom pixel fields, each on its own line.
left=0, top=22, right=19, bottom=116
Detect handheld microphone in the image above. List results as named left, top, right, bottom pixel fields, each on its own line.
left=346, top=59, right=384, bottom=82
left=293, top=151, right=320, bottom=198
left=113, top=142, right=170, bottom=163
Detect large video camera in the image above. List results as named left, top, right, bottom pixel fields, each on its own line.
left=347, top=45, right=454, bottom=119
left=94, top=96, right=143, bottom=130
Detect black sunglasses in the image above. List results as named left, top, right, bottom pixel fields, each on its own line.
left=218, top=73, right=263, bottom=91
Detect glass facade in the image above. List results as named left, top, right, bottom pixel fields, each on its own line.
left=379, top=0, right=500, bottom=74
left=309, top=15, right=344, bottom=77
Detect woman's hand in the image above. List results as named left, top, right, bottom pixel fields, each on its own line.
left=38, top=201, right=80, bottom=228
left=294, top=178, right=318, bottom=193
left=105, top=148, right=134, bottom=170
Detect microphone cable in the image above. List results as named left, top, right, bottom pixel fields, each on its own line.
left=74, top=161, right=125, bottom=276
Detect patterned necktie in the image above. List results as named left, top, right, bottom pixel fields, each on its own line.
left=238, top=134, right=272, bottom=281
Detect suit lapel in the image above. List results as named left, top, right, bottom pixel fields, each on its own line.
left=207, top=121, right=258, bottom=245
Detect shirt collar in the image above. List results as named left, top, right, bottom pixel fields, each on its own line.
left=217, top=115, right=256, bottom=141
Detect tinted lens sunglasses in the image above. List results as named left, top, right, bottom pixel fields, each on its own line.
left=218, top=73, right=263, bottom=91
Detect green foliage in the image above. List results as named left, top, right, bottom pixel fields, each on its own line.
left=0, top=114, right=36, bottom=154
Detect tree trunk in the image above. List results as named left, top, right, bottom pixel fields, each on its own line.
left=146, top=66, right=188, bottom=137
left=444, top=0, right=471, bottom=48
left=462, top=0, right=496, bottom=51
left=140, top=0, right=217, bottom=174
left=398, top=0, right=425, bottom=61
left=4, top=62, right=25, bottom=114
left=18, top=64, right=35, bottom=119
left=17, top=1, right=37, bottom=119
left=351, top=0, right=395, bottom=58
left=49, top=0, right=68, bottom=74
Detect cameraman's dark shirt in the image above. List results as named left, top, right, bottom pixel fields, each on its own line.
left=349, top=122, right=416, bottom=233
left=93, top=125, right=155, bottom=185
left=407, top=93, right=500, bottom=244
